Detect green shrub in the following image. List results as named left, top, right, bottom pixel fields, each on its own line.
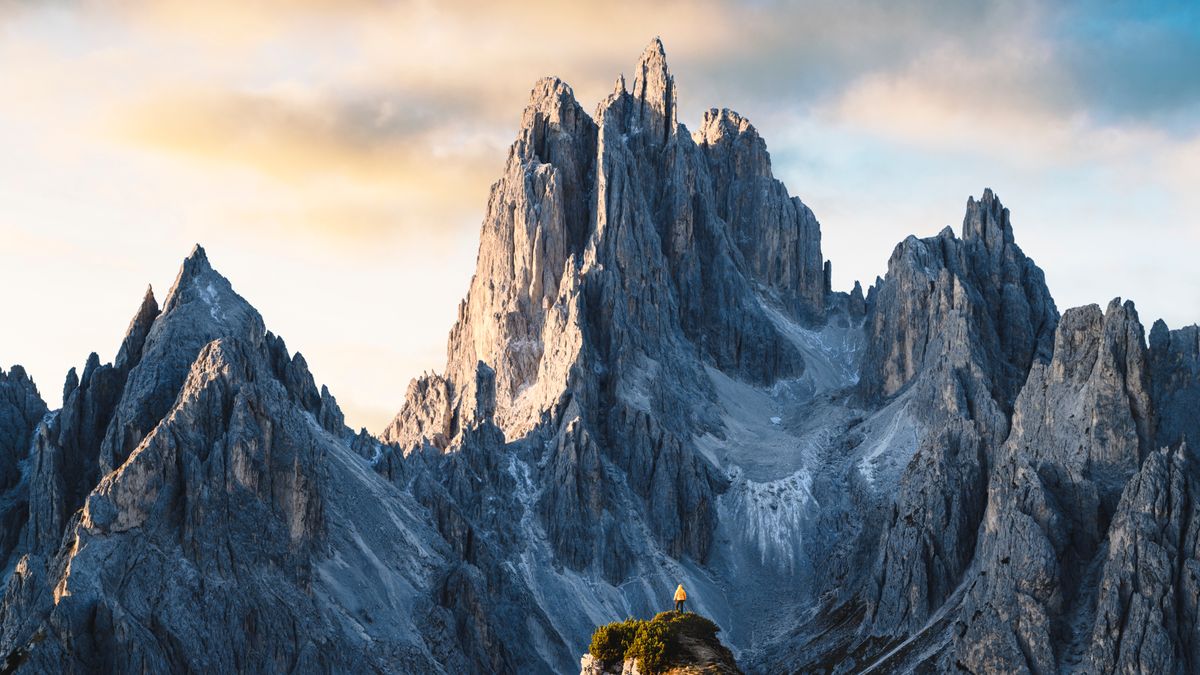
left=664, top=611, right=720, bottom=641
left=589, top=618, right=642, bottom=665
left=589, top=611, right=726, bottom=675
left=627, top=619, right=673, bottom=674
left=651, top=610, right=678, bottom=624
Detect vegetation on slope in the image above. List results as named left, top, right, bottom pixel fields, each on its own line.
left=588, top=611, right=740, bottom=674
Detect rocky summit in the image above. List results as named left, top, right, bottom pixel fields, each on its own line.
left=2, top=39, right=1198, bottom=674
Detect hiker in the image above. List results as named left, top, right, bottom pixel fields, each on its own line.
left=674, top=584, right=687, bottom=613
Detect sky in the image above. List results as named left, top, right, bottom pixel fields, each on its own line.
left=1, top=0, right=1198, bottom=432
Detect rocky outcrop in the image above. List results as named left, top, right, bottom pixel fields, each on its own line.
left=100, top=247, right=262, bottom=474
left=377, top=363, right=578, bottom=673
left=953, top=299, right=1154, bottom=673
left=855, top=191, right=1058, bottom=641
left=18, top=287, right=162, bottom=566
left=0, top=367, right=46, bottom=494
left=1084, top=444, right=1200, bottom=674
left=380, top=373, right=452, bottom=450
left=1, top=251, right=459, bottom=673
left=693, top=108, right=824, bottom=320
left=860, top=190, right=1057, bottom=408
left=383, top=38, right=823, bottom=591
left=1149, top=320, right=1200, bottom=451
left=0, top=367, right=47, bottom=569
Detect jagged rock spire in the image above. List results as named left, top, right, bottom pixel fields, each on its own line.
left=630, top=36, right=676, bottom=146
left=962, top=187, right=1015, bottom=252
left=0, top=365, right=47, bottom=567
left=953, top=298, right=1157, bottom=673
left=114, top=285, right=159, bottom=372
left=101, top=245, right=265, bottom=472
left=1149, top=319, right=1200, bottom=451
left=861, top=188, right=1056, bottom=405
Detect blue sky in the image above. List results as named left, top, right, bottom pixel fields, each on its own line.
left=1, top=0, right=1197, bottom=429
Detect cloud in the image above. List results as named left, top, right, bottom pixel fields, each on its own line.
left=115, top=87, right=495, bottom=183
left=2, top=0, right=1198, bottom=432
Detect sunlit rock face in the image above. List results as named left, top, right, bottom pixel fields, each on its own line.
left=3, top=38, right=1200, bottom=675
left=0, top=249, right=451, bottom=673
left=381, top=37, right=827, bottom=605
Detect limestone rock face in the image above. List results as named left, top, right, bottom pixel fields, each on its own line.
left=0, top=252, right=459, bottom=673
left=1149, top=320, right=1200, bottom=450
left=1084, top=444, right=1200, bottom=674
left=0, top=367, right=47, bottom=568
left=854, top=191, right=1058, bottom=641
left=100, top=246, right=262, bottom=474
left=694, top=108, right=824, bottom=320
left=952, top=299, right=1154, bottom=673
left=4, top=37, right=1200, bottom=675
left=0, top=367, right=45, bottom=496
left=381, top=373, right=452, bottom=449
left=18, top=287, right=161, bottom=567
left=420, top=74, right=596, bottom=443
left=860, top=190, right=1057, bottom=407
left=383, top=37, right=825, bottom=596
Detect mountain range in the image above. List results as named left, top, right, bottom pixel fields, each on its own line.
left=2, top=38, right=1198, bottom=674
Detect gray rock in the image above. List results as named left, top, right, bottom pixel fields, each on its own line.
left=4, top=37, right=1200, bottom=675
left=953, top=299, right=1154, bottom=673
left=693, top=107, right=825, bottom=320
left=21, top=285, right=161, bottom=560
left=2, top=254, right=457, bottom=673
left=0, top=366, right=47, bottom=569
left=100, top=245, right=260, bottom=474
left=856, top=191, right=1058, bottom=640
left=0, top=367, right=45, bottom=494
left=859, top=189, right=1057, bottom=408
left=383, top=37, right=822, bottom=598
left=1149, top=320, right=1200, bottom=451
left=1084, top=444, right=1200, bottom=674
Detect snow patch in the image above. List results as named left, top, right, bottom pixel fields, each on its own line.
left=196, top=280, right=224, bottom=322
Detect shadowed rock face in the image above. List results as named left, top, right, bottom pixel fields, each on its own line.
left=853, top=190, right=1059, bottom=640
left=694, top=108, right=825, bottom=320
left=1084, top=444, right=1200, bottom=674
left=1149, top=320, right=1200, bottom=450
left=3, top=38, right=1200, bottom=675
left=381, top=37, right=826, bottom=601
left=1, top=250, right=457, bottom=673
left=952, top=300, right=1154, bottom=673
left=860, top=189, right=1057, bottom=409
left=0, top=367, right=47, bottom=569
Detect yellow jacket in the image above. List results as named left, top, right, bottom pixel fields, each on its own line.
left=674, top=585, right=687, bottom=602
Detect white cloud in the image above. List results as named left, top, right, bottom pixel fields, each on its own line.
left=1, top=0, right=1197, bottom=431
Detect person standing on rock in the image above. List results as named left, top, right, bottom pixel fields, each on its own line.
left=674, top=584, right=687, bottom=613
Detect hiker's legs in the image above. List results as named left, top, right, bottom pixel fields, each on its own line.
left=675, top=599, right=684, bottom=612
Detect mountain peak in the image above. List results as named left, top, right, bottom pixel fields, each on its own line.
left=528, top=76, right=575, bottom=108
left=161, top=244, right=227, bottom=314
left=114, top=284, right=161, bottom=372
left=641, top=36, right=667, bottom=62
left=185, top=243, right=210, bottom=269
left=634, top=36, right=672, bottom=91
left=163, top=244, right=215, bottom=306
left=631, top=37, right=676, bottom=144
left=962, top=188, right=1013, bottom=249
